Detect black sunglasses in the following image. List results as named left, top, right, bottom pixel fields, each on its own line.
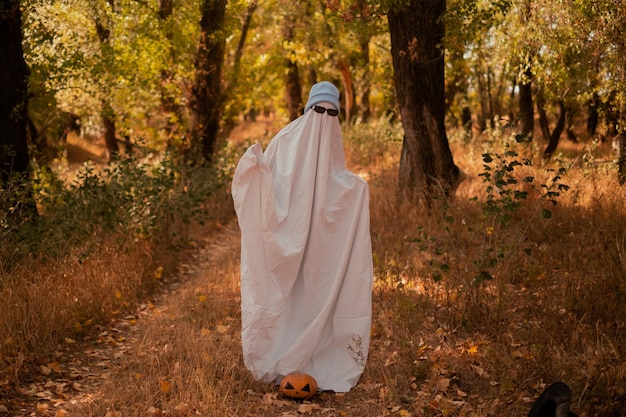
left=313, top=105, right=339, bottom=117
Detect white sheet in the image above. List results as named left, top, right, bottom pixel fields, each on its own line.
left=231, top=106, right=373, bottom=392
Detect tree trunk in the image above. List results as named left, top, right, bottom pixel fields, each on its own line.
left=158, top=0, right=173, bottom=19
left=587, top=93, right=599, bottom=137
left=339, top=61, right=355, bottom=123
left=388, top=0, right=460, bottom=203
left=190, top=0, right=227, bottom=163
left=102, top=102, right=119, bottom=160
left=359, top=36, right=371, bottom=122
left=543, top=100, right=566, bottom=159
left=158, top=0, right=183, bottom=146
left=461, top=106, right=472, bottom=137
left=606, top=91, right=620, bottom=138
left=612, top=133, right=626, bottom=185
left=445, top=47, right=470, bottom=132
left=518, top=67, right=534, bottom=141
left=508, top=76, right=517, bottom=122
left=565, top=106, right=577, bottom=143
left=283, top=20, right=302, bottom=121
left=536, top=92, right=551, bottom=142
left=475, top=56, right=492, bottom=132
left=0, top=0, right=38, bottom=224
left=285, top=59, right=302, bottom=121
left=518, top=0, right=534, bottom=141
left=94, top=1, right=120, bottom=161
left=0, top=0, right=31, bottom=184
left=232, top=0, right=258, bottom=79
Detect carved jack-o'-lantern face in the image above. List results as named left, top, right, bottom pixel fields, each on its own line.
left=279, top=372, right=318, bottom=400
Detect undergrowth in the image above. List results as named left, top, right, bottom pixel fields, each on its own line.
left=369, top=127, right=626, bottom=417
left=2, top=118, right=626, bottom=416
left=0, top=146, right=241, bottom=383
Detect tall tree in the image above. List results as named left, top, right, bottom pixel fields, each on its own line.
left=157, top=0, right=183, bottom=145
left=387, top=0, right=459, bottom=202
left=231, top=0, right=258, bottom=81
left=0, top=0, right=31, bottom=183
left=190, top=0, right=227, bottom=163
left=517, top=3, right=534, bottom=140
left=94, top=0, right=120, bottom=160
left=282, top=2, right=303, bottom=121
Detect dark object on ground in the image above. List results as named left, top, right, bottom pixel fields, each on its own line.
left=527, top=382, right=579, bottom=417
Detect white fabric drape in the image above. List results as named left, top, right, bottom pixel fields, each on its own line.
left=231, top=106, right=373, bottom=392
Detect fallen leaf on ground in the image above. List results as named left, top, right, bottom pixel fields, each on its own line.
left=159, top=379, right=172, bottom=394
left=297, top=403, right=321, bottom=414
left=48, top=362, right=62, bottom=373
left=436, top=378, right=450, bottom=392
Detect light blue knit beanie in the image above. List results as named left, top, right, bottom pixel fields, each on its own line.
left=304, top=81, right=341, bottom=112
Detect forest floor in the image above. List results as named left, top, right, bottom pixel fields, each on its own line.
left=1, top=119, right=448, bottom=417
left=3, top=117, right=599, bottom=417
left=8, top=220, right=497, bottom=417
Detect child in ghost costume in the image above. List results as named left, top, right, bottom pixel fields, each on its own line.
left=231, top=81, right=373, bottom=392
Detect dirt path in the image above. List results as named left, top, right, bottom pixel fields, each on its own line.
left=6, top=219, right=413, bottom=417
left=4, top=218, right=516, bottom=417
left=4, top=223, right=242, bottom=416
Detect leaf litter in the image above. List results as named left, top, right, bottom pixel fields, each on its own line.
left=1, top=220, right=613, bottom=416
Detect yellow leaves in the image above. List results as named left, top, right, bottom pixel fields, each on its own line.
left=466, top=344, right=479, bottom=354
left=154, top=266, right=164, bottom=279
left=159, top=378, right=172, bottom=394
left=115, top=290, right=122, bottom=299
left=198, top=294, right=207, bottom=303
left=200, top=323, right=229, bottom=336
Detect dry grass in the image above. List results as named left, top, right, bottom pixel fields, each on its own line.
left=0, top=231, right=174, bottom=375
left=2, top=122, right=626, bottom=416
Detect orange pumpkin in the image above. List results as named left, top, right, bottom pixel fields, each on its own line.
left=279, top=372, right=318, bottom=400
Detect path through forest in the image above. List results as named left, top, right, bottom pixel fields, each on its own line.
left=7, top=217, right=513, bottom=417
left=4, top=221, right=239, bottom=415
left=7, top=219, right=427, bottom=417
left=3, top=119, right=559, bottom=416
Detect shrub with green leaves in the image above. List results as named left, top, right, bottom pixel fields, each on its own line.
left=0, top=150, right=227, bottom=270
left=467, top=139, right=570, bottom=282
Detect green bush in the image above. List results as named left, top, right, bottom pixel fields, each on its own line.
left=0, top=149, right=230, bottom=271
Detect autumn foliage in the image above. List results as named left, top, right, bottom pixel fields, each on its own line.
left=1, top=117, right=625, bottom=416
